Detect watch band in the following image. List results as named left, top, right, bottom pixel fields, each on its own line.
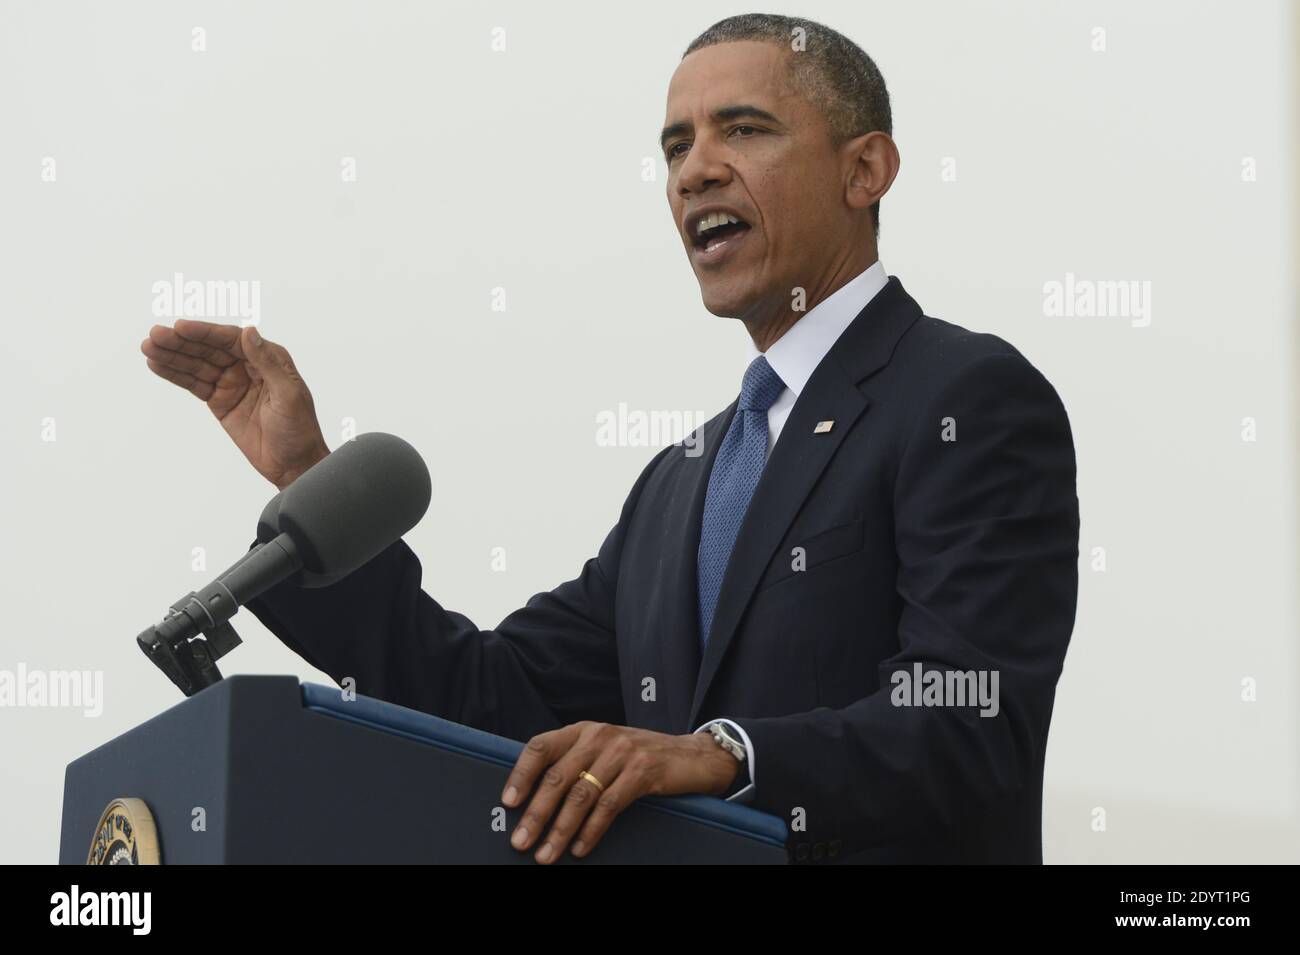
left=706, top=721, right=747, bottom=763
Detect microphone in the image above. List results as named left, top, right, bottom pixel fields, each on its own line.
left=137, top=433, right=432, bottom=696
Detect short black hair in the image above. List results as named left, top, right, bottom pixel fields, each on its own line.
left=683, top=13, right=892, bottom=236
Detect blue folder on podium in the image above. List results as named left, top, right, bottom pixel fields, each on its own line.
left=58, top=675, right=789, bottom=864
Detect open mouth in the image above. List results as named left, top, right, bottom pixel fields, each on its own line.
left=691, top=211, right=752, bottom=256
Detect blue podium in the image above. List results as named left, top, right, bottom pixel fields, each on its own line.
left=58, top=675, right=789, bottom=864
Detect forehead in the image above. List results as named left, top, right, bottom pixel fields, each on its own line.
left=664, top=40, right=800, bottom=118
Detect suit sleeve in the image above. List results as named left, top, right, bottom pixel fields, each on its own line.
left=244, top=448, right=669, bottom=742
left=731, top=351, right=1080, bottom=855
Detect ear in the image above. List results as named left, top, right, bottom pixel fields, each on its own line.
left=843, top=131, right=900, bottom=211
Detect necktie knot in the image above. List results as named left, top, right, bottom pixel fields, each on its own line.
left=738, top=356, right=784, bottom=412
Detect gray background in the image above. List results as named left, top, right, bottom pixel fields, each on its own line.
left=0, top=0, right=1295, bottom=864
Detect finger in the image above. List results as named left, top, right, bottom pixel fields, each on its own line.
left=536, top=749, right=629, bottom=864
left=140, top=339, right=227, bottom=384
left=569, top=774, right=636, bottom=860
left=172, top=319, right=244, bottom=352
left=509, top=728, right=597, bottom=852
left=148, top=323, right=241, bottom=365
left=502, top=725, right=579, bottom=808
left=145, top=358, right=215, bottom=401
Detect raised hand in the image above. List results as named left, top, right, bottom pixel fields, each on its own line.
left=141, top=320, right=331, bottom=490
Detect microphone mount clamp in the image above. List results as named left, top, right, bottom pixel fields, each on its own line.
left=137, top=584, right=244, bottom=697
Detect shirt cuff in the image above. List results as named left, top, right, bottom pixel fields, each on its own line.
left=693, top=717, right=756, bottom=803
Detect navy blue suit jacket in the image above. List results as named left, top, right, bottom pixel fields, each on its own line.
left=247, top=276, right=1080, bottom=863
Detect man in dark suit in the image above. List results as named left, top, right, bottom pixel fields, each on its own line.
left=141, top=14, right=1078, bottom=864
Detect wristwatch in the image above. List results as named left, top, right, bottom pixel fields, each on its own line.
left=705, top=721, right=747, bottom=765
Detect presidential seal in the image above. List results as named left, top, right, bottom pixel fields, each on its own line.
left=87, top=798, right=161, bottom=865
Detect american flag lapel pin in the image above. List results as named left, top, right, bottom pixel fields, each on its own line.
left=813, top=420, right=835, bottom=434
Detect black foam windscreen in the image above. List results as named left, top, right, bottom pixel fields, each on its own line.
left=275, top=432, right=431, bottom=579
left=256, top=492, right=282, bottom=543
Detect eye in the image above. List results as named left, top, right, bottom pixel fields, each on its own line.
left=666, top=142, right=690, bottom=162
left=730, top=124, right=760, bottom=138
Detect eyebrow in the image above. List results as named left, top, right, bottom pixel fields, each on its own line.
left=659, top=104, right=784, bottom=151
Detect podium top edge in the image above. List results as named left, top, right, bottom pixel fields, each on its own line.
left=298, top=681, right=789, bottom=848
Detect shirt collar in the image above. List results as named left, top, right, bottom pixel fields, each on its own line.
left=745, top=260, right=888, bottom=399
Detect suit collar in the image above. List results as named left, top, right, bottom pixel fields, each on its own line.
left=826, top=275, right=922, bottom=386
left=744, top=260, right=890, bottom=400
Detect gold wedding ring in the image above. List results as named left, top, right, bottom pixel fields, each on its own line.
left=578, top=770, right=605, bottom=792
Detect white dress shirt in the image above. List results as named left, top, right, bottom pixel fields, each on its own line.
left=695, top=259, right=889, bottom=802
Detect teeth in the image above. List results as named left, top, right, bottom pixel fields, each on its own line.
left=695, top=211, right=742, bottom=235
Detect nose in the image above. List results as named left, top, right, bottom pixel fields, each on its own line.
left=675, top=133, right=732, bottom=198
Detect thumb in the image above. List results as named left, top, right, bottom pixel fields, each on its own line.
left=240, top=326, right=290, bottom=381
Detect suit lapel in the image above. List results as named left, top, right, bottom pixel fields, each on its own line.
left=687, top=370, right=867, bottom=726
left=686, top=277, right=922, bottom=726
left=656, top=403, right=734, bottom=732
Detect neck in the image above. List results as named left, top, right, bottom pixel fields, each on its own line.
left=742, top=246, right=878, bottom=352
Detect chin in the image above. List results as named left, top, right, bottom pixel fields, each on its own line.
left=697, top=279, right=760, bottom=319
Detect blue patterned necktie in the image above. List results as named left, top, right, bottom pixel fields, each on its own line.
left=697, top=355, right=786, bottom=647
